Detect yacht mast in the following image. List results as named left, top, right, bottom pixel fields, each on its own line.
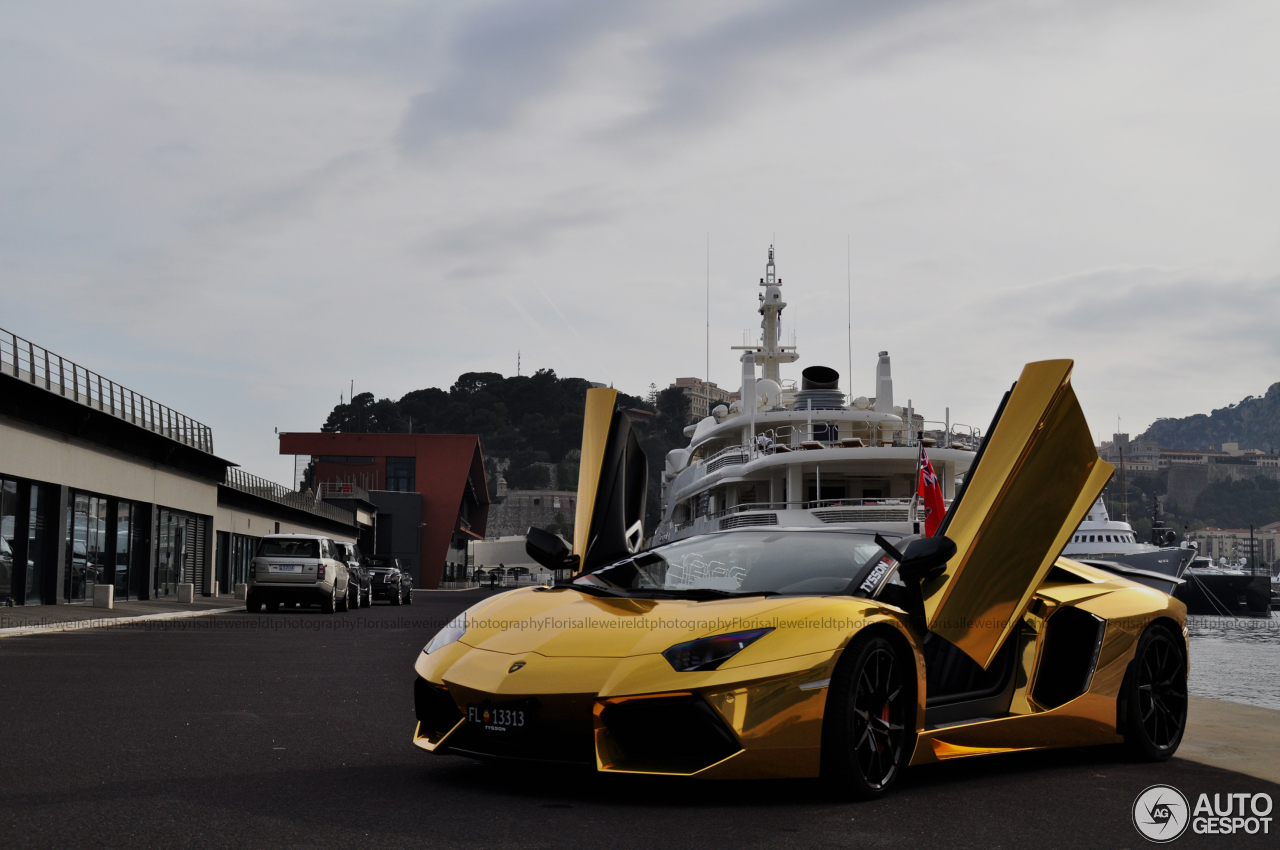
left=741, top=245, right=799, bottom=383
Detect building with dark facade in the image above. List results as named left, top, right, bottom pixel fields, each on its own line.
left=0, top=328, right=360, bottom=606
left=278, top=433, right=490, bottom=588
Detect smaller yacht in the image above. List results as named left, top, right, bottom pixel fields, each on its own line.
left=1177, top=556, right=1272, bottom=617
left=1063, top=497, right=1195, bottom=593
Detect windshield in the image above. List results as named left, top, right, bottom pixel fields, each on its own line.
left=256, top=538, right=319, bottom=559
left=574, top=530, right=893, bottom=596
left=367, top=557, right=395, bottom=569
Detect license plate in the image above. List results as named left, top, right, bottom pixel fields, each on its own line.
left=467, top=700, right=538, bottom=736
left=268, top=564, right=301, bottom=573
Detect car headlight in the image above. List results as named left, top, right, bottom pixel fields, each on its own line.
left=662, top=628, right=773, bottom=672
left=424, top=613, right=467, bottom=654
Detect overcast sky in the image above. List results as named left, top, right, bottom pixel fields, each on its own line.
left=4, top=0, right=1279, bottom=482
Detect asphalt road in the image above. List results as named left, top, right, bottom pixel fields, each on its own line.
left=1, top=589, right=1276, bottom=849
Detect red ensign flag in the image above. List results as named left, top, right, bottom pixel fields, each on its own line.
left=918, top=447, right=946, bottom=536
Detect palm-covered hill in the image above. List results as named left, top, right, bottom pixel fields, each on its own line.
left=319, top=369, right=691, bottom=533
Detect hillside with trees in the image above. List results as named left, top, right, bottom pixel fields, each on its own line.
left=319, top=370, right=691, bottom=533
left=1142, top=382, right=1280, bottom=452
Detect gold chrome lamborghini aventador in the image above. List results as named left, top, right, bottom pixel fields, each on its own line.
left=412, top=361, right=1189, bottom=798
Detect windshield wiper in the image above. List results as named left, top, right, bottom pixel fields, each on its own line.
left=652, top=588, right=779, bottom=600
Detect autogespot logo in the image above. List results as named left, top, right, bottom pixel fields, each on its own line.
left=1133, top=784, right=1190, bottom=843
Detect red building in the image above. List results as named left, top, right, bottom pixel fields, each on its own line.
left=278, top=433, right=489, bottom=588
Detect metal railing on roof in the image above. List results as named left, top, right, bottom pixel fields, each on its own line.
left=316, top=481, right=371, bottom=502
left=225, top=468, right=356, bottom=526
left=1, top=327, right=215, bottom=453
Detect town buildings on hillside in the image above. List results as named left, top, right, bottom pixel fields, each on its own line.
left=670, top=377, right=740, bottom=423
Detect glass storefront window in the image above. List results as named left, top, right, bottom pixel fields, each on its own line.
left=232, top=533, right=255, bottom=587
left=26, top=485, right=44, bottom=604
left=115, top=501, right=132, bottom=600
left=66, top=492, right=108, bottom=602
left=1, top=479, right=17, bottom=601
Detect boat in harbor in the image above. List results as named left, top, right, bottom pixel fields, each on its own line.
left=1062, top=498, right=1194, bottom=594
left=1176, top=555, right=1273, bottom=617
left=653, top=247, right=982, bottom=546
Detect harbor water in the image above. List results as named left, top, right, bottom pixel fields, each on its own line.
left=1187, top=615, right=1280, bottom=711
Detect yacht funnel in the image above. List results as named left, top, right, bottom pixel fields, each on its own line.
left=801, top=366, right=840, bottom=391
left=873, top=351, right=893, bottom=413
left=794, top=365, right=845, bottom=410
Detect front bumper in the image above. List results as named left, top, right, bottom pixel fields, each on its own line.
left=412, top=644, right=835, bottom=778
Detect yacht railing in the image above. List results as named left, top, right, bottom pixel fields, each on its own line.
left=1, top=326, right=215, bottom=453
left=752, top=420, right=980, bottom=453
left=711, top=497, right=951, bottom=518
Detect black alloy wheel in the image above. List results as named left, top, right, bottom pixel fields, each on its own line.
left=822, top=633, right=913, bottom=799
left=1123, top=625, right=1187, bottom=760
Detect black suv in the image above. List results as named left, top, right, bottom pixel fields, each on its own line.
left=366, top=555, right=412, bottom=605
left=335, top=541, right=371, bottom=609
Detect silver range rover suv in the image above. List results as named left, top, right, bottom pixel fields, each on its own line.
left=246, top=534, right=355, bottom=613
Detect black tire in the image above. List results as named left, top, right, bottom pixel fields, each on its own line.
left=360, top=586, right=370, bottom=608
left=1122, top=624, right=1187, bottom=761
left=246, top=594, right=262, bottom=613
left=390, top=588, right=402, bottom=606
left=821, top=632, right=914, bottom=799
left=337, top=586, right=349, bottom=612
left=405, top=587, right=413, bottom=605
left=321, top=591, right=336, bottom=614
left=265, top=600, right=280, bottom=613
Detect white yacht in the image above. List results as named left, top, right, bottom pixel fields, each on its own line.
left=653, top=248, right=982, bottom=546
left=1060, top=498, right=1195, bottom=594
left=1062, top=499, right=1195, bottom=576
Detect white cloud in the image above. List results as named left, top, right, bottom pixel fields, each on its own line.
left=2, top=0, right=1279, bottom=481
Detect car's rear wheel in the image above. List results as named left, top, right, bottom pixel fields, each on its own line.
left=1123, top=624, right=1187, bottom=761
left=321, top=592, right=335, bottom=614
left=822, top=632, right=913, bottom=799
left=246, top=593, right=262, bottom=613
left=337, top=587, right=349, bottom=612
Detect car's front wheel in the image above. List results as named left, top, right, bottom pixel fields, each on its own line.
left=404, top=585, right=413, bottom=605
left=821, top=632, right=913, bottom=799
left=1122, top=624, right=1187, bottom=761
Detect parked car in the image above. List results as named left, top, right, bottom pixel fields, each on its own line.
left=246, top=534, right=353, bottom=613
left=366, top=555, right=413, bottom=605
left=335, top=541, right=371, bottom=609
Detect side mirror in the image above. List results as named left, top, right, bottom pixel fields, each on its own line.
left=525, top=527, right=580, bottom=572
left=875, top=533, right=955, bottom=583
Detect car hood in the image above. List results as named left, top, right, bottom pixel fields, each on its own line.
left=458, top=587, right=814, bottom=658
